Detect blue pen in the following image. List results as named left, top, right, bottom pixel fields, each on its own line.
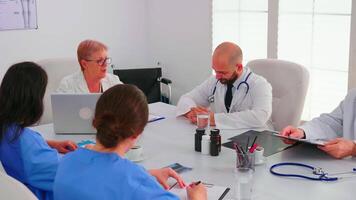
left=148, top=117, right=165, bottom=123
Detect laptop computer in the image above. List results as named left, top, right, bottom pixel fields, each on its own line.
left=51, top=93, right=101, bottom=134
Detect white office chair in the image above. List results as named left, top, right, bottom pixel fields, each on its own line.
left=37, top=58, right=79, bottom=124
left=0, top=161, right=5, bottom=173
left=247, top=59, right=309, bottom=131
left=0, top=171, right=38, bottom=200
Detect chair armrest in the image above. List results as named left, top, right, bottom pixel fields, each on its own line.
left=161, top=77, right=172, bottom=85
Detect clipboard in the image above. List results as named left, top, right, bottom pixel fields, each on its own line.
left=266, top=130, right=327, bottom=146
left=223, top=130, right=294, bottom=156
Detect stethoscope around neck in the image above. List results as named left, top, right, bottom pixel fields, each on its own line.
left=208, top=72, right=252, bottom=103
left=270, top=162, right=356, bottom=181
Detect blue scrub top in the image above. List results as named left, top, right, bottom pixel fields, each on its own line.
left=54, top=148, right=179, bottom=200
left=0, top=124, right=60, bottom=200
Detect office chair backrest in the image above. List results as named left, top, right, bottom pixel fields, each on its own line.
left=114, top=68, right=162, bottom=103
left=0, top=171, right=38, bottom=200
left=37, top=58, right=79, bottom=124
left=0, top=161, right=5, bottom=173
left=247, top=59, right=309, bottom=131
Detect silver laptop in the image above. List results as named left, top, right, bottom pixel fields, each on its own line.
left=51, top=93, right=101, bottom=134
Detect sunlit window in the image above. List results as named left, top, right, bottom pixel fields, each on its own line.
left=212, top=0, right=352, bottom=120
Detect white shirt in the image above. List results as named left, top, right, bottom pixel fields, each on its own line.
left=300, top=89, right=356, bottom=140
left=176, top=68, right=273, bottom=130
left=56, top=71, right=122, bottom=93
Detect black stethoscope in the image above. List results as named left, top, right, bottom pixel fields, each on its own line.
left=208, top=72, right=252, bottom=103
left=270, top=162, right=356, bottom=181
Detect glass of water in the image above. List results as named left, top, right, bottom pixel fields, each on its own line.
left=234, top=152, right=255, bottom=200
left=196, top=113, right=210, bottom=129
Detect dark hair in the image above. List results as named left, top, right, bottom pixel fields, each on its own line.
left=0, top=62, right=48, bottom=141
left=93, top=84, right=148, bottom=148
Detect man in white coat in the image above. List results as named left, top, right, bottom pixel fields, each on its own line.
left=57, top=39, right=122, bottom=93
left=281, top=89, right=356, bottom=159
left=176, top=42, right=273, bottom=130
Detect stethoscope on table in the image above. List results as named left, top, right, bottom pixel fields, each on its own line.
left=270, top=162, right=356, bottom=181
left=208, top=72, right=252, bottom=103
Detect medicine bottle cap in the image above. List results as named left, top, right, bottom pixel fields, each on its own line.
left=196, top=128, right=205, bottom=135
left=210, top=129, right=220, bottom=135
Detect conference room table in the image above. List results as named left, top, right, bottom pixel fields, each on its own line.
left=32, top=102, right=356, bottom=200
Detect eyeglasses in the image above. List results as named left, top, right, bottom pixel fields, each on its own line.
left=85, top=57, right=112, bottom=66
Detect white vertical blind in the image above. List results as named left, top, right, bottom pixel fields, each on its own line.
left=212, top=0, right=352, bottom=120
left=278, top=0, right=351, bottom=119
left=212, top=0, right=268, bottom=64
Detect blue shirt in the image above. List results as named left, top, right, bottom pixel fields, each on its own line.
left=54, top=148, right=179, bottom=200
left=0, top=125, right=60, bottom=200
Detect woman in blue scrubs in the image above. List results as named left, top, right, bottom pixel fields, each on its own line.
left=0, top=62, right=78, bottom=200
left=54, top=84, right=207, bottom=200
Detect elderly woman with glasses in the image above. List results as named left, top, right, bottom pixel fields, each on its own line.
left=57, top=39, right=122, bottom=93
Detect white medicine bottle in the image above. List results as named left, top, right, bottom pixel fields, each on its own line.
left=201, top=134, right=210, bottom=155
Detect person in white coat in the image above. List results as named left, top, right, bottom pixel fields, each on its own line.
left=176, top=42, right=273, bottom=130
left=57, top=39, right=122, bottom=93
left=281, top=89, right=356, bottom=159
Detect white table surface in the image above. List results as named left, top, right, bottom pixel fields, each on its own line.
left=31, top=102, right=356, bottom=200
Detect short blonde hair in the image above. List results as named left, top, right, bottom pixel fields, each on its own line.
left=77, top=39, right=108, bottom=70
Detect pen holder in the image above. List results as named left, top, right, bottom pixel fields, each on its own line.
left=236, top=151, right=255, bottom=171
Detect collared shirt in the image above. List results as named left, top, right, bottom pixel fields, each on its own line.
left=176, top=67, right=273, bottom=130
left=0, top=124, right=60, bottom=200
left=56, top=71, right=122, bottom=93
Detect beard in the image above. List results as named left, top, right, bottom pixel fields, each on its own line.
left=219, top=71, right=238, bottom=85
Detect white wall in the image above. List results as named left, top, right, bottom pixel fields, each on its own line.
left=0, top=0, right=149, bottom=78
left=146, top=0, right=212, bottom=104
left=0, top=0, right=213, bottom=104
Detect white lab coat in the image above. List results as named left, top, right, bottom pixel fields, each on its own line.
left=56, top=71, right=122, bottom=93
left=300, top=89, right=356, bottom=140
left=176, top=67, right=273, bottom=130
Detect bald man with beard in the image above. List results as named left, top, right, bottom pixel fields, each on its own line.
left=176, top=42, right=273, bottom=130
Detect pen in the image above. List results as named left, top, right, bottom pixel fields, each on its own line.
left=195, top=181, right=201, bottom=185
left=148, top=117, right=165, bottom=123
left=249, top=143, right=258, bottom=153
left=169, top=182, right=178, bottom=190
left=246, top=137, right=250, bottom=152
left=249, top=136, right=258, bottom=153
left=251, top=136, right=257, bottom=148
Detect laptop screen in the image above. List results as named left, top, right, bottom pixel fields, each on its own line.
left=51, top=93, right=101, bottom=134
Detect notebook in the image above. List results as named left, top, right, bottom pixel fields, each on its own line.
left=169, top=182, right=230, bottom=200
left=51, top=93, right=101, bottom=134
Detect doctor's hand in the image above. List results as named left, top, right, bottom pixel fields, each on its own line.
left=184, top=110, right=197, bottom=124
left=186, top=182, right=207, bottom=200
left=318, top=138, right=356, bottom=159
left=184, top=106, right=210, bottom=124
left=280, top=126, right=305, bottom=144
left=47, top=140, right=78, bottom=154
left=148, top=168, right=186, bottom=190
